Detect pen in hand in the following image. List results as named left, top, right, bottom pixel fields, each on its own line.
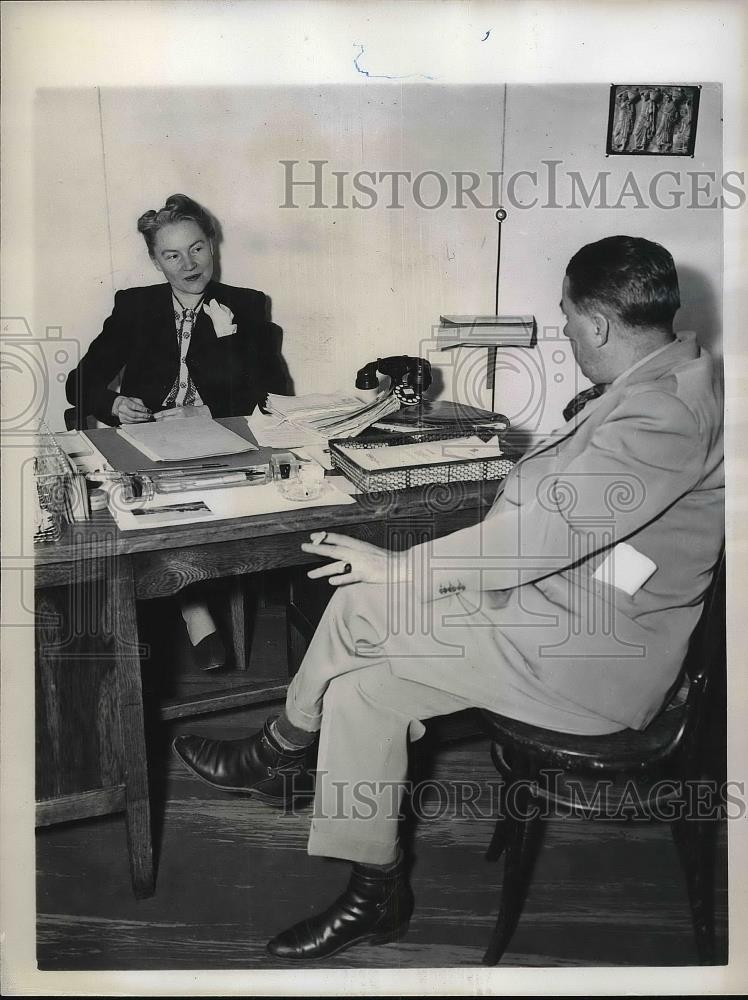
left=112, top=395, right=152, bottom=423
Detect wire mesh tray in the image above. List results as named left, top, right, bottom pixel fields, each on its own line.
left=33, top=422, right=77, bottom=543
left=329, top=425, right=516, bottom=493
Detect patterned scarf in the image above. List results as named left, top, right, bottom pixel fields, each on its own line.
left=162, top=297, right=204, bottom=408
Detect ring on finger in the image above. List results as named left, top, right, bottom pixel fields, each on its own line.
left=344, top=562, right=352, bottom=575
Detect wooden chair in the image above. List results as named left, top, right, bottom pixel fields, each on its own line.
left=63, top=406, right=80, bottom=430
left=478, top=550, right=726, bottom=966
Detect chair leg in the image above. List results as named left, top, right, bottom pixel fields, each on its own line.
left=486, top=776, right=511, bottom=862
left=483, top=783, right=543, bottom=965
left=671, top=815, right=718, bottom=964
left=485, top=816, right=509, bottom=863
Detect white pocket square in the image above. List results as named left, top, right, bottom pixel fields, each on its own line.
left=593, top=542, right=657, bottom=596
left=203, top=298, right=237, bottom=338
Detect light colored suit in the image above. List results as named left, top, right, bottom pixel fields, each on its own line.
left=411, top=331, right=724, bottom=730
left=286, top=333, right=724, bottom=864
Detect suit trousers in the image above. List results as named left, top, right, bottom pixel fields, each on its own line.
left=284, top=579, right=624, bottom=865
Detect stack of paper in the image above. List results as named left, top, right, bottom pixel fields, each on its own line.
left=246, top=410, right=328, bottom=448
left=265, top=390, right=401, bottom=442
left=437, top=314, right=535, bottom=348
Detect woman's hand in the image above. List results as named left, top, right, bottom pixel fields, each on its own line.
left=153, top=405, right=212, bottom=421
left=112, top=395, right=152, bottom=423
left=300, top=531, right=412, bottom=587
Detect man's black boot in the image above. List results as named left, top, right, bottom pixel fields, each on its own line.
left=172, top=717, right=315, bottom=805
left=266, top=858, right=413, bottom=960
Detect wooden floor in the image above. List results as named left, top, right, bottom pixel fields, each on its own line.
left=36, top=709, right=728, bottom=970
left=36, top=593, right=728, bottom=971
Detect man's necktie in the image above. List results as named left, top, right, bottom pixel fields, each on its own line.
left=562, top=383, right=605, bottom=422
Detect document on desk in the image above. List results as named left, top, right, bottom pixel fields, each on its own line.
left=246, top=409, right=328, bottom=448
left=261, top=390, right=401, bottom=440
left=293, top=444, right=334, bottom=470
left=108, top=477, right=356, bottom=530
left=117, top=419, right=257, bottom=462
left=337, top=435, right=503, bottom=472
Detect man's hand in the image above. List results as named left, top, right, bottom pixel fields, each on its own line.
left=300, top=531, right=411, bottom=587
left=153, top=405, right=213, bottom=421
left=112, top=395, right=152, bottom=423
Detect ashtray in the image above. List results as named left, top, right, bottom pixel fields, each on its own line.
left=277, top=463, right=325, bottom=502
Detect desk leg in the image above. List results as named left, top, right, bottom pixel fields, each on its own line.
left=285, top=568, right=333, bottom=678
left=111, top=554, right=155, bottom=899
left=228, top=576, right=247, bottom=671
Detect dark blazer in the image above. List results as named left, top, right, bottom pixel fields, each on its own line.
left=66, top=280, right=287, bottom=426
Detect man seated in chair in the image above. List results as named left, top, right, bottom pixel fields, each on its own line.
left=173, top=235, right=724, bottom=961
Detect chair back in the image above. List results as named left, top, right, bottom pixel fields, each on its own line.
left=64, top=408, right=112, bottom=431
left=676, top=547, right=726, bottom=769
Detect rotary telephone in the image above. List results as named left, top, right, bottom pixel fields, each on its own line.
left=355, top=355, right=432, bottom=406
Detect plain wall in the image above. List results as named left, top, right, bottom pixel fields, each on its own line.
left=494, top=83, right=723, bottom=432
left=34, top=83, right=722, bottom=432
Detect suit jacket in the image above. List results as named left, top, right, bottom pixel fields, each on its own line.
left=409, top=334, right=724, bottom=730
left=66, top=280, right=287, bottom=426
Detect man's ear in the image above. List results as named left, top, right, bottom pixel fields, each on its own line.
left=591, top=312, right=610, bottom=347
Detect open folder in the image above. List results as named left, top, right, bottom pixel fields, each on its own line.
left=117, top=418, right=257, bottom=462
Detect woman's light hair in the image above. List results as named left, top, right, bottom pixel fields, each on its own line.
left=137, top=194, right=216, bottom=255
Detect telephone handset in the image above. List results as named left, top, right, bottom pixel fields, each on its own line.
left=356, top=355, right=432, bottom=406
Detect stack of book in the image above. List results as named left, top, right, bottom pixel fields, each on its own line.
left=266, top=390, right=401, bottom=441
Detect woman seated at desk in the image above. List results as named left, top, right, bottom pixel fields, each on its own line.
left=66, top=192, right=288, bottom=669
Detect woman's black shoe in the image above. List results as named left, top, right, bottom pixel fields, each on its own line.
left=191, top=630, right=226, bottom=671
left=266, top=860, right=413, bottom=960
left=172, top=717, right=315, bottom=805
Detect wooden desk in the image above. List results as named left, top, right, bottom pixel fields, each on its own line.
left=35, top=475, right=503, bottom=898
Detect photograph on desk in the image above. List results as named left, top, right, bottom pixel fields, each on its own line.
left=1, top=5, right=739, bottom=991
